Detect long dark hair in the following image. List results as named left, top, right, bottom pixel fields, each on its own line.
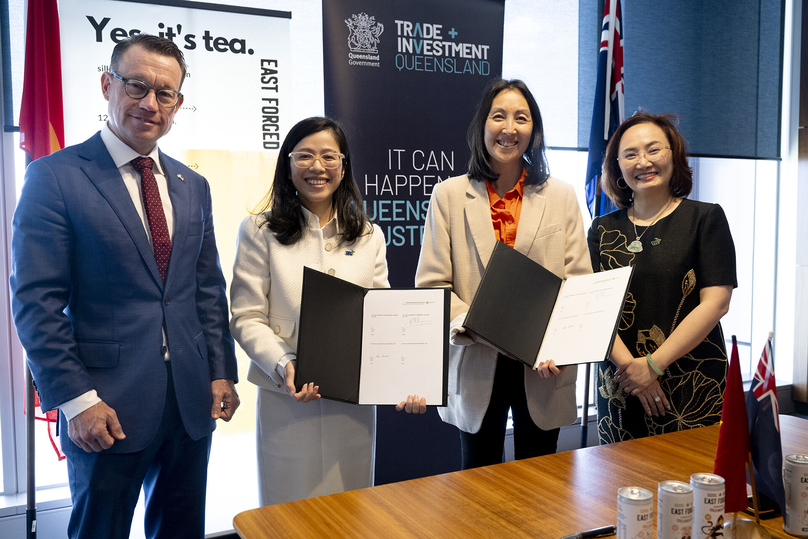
left=467, top=78, right=549, bottom=185
left=601, top=111, right=693, bottom=209
left=255, top=117, right=371, bottom=245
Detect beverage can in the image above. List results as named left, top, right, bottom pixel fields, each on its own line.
left=617, top=486, right=654, bottom=539
left=784, top=454, right=808, bottom=537
left=690, top=473, right=725, bottom=539
left=657, top=480, right=693, bottom=539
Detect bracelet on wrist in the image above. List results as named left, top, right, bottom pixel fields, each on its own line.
left=646, top=353, right=665, bottom=376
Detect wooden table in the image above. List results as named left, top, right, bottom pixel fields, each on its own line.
left=234, top=415, right=807, bottom=538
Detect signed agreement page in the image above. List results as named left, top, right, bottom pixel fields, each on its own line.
left=358, top=289, right=446, bottom=405
left=536, top=265, right=634, bottom=366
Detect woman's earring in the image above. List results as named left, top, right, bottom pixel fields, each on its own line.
left=617, top=177, right=628, bottom=189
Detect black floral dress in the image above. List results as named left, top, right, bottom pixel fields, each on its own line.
left=587, top=199, right=737, bottom=444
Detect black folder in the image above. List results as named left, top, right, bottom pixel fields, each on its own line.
left=295, top=267, right=450, bottom=405
left=464, top=241, right=632, bottom=367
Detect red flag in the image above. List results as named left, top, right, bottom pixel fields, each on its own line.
left=714, top=336, right=750, bottom=512
left=19, top=0, right=64, bottom=160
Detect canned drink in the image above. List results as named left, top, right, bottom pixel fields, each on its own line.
left=617, top=486, right=654, bottom=539
left=784, top=454, right=808, bottom=537
left=690, top=473, right=725, bottom=539
left=657, top=480, right=693, bottom=539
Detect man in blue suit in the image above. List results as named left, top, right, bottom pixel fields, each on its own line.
left=10, top=34, right=239, bottom=538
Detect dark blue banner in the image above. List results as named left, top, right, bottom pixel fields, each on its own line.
left=323, top=0, right=504, bottom=287
left=323, top=0, right=505, bottom=485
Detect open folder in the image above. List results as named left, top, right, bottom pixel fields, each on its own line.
left=295, top=267, right=450, bottom=405
left=463, top=242, right=634, bottom=367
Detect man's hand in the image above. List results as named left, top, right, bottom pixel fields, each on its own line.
left=212, top=379, right=240, bottom=421
left=68, top=401, right=126, bottom=452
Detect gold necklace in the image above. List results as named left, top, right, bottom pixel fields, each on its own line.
left=627, top=198, right=673, bottom=253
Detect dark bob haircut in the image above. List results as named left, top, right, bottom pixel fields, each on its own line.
left=601, top=111, right=693, bottom=209
left=256, top=117, right=371, bottom=246
left=110, top=34, right=187, bottom=89
left=467, top=78, right=550, bottom=185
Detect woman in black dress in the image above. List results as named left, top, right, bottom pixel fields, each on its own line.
left=588, top=112, right=737, bottom=444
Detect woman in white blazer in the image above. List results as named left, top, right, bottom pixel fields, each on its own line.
left=415, top=80, right=591, bottom=469
left=230, top=117, right=425, bottom=506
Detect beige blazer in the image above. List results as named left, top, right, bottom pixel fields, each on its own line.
left=415, top=174, right=592, bottom=433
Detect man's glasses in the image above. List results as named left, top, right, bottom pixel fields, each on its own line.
left=617, top=146, right=670, bottom=165
left=109, top=71, right=182, bottom=108
left=288, top=152, right=345, bottom=169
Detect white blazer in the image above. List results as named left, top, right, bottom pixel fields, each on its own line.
left=415, top=175, right=592, bottom=433
left=230, top=209, right=389, bottom=392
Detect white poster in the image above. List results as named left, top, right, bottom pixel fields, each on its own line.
left=58, top=0, right=291, bottom=156
left=55, top=1, right=293, bottom=499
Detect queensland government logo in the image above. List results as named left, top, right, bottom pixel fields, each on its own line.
left=345, top=13, right=383, bottom=67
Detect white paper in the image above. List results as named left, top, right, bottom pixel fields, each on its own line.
left=358, top=289, right=446, bottom=405
left=536, top=266, right=634, bottom=367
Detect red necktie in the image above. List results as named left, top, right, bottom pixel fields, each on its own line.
left=131, top=157, right=171, bottom=282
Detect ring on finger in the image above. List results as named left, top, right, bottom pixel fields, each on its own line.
left=654, top=396, right=661, bottom=402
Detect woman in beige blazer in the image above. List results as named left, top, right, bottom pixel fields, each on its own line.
left=230, top=117, right=425, bottom=506
left=415, top=80, right=591, bottom=469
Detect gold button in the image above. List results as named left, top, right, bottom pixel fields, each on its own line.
left=325, top=243, right=332, bottom=252
left=327, top=268, right=336, bottom=276
left=274, top=325, right=281, bottom=334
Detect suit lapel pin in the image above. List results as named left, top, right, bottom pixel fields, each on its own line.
left=177, top=174, right=185, bottom=182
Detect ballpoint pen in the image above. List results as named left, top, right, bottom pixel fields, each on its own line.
left=559, top=524, right=617, bottom=539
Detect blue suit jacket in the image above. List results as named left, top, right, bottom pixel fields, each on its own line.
left=10, top=132, right=238, bottom=454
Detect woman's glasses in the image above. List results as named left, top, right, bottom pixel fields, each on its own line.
left=617, top=146, right=670, bottom=165
left=288, top=152, right=345, bottom=169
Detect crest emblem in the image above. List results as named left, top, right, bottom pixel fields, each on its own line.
left=345, top=13, right=384, bottom=53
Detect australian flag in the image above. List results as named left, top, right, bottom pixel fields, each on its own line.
left=585, top=0, right=624, bottom=218
left=746, top=333, right=786, bottom=513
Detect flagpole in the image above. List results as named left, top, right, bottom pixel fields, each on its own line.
left=26, top=365, right=37, bottom=539
left=22, top=148, right=36, bottom=539
left=746, top=451, right=761, bottom=525
left=580, top=364, right=591, bottom=448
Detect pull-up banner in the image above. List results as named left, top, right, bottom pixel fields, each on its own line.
left=323, top=0, right=505, bottom=287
